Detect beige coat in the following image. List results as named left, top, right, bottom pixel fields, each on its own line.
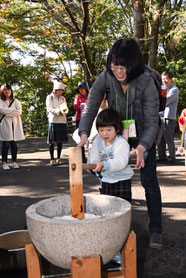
left=0, top=98, right=25, bottom=141
left=46, top=93, right=68, bottom=124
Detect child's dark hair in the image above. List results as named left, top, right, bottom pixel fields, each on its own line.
left=96, top=108, right=123, bottom=135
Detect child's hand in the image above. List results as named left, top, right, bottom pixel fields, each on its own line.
left=93, top=161, right=104, bottom=172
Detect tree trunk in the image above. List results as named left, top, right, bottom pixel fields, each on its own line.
left=131, top=0, right=145, bottom=52
left=148, top=11, right=160, bottom=68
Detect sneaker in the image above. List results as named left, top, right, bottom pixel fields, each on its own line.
left=149, top=233, right=163, bottom=249
left=56, top=158, right=62, bottom=165
left=2, top=162, right=10, bottom=170
left=112, top=252, right=121, bottom=264
left=50, top=159, right=56, bottom=166
left=12, top=162, right=19, bottom=169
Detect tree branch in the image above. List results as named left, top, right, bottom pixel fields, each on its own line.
left=81, top=0, right=90, bottom=38
left=40, top=0, right=79, bottom=34
left=60, top=0, right=81, bottom=34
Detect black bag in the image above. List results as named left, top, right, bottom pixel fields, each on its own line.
left=0, top=99, right=15, bottom=123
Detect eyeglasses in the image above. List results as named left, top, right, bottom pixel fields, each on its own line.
left=110, top=65, right=126, bottom=73
left=2, top=89, right=10, bottom=92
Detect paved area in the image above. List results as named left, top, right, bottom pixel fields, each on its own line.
left=0, top=136, right=186, bottom=278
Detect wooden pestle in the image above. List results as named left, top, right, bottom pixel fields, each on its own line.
left=69, top=147, right=84, bottom=219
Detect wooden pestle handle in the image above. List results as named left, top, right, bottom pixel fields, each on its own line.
left=69, top=147, right=84, bottom=219
left=83, top=163, right=96, bottom=170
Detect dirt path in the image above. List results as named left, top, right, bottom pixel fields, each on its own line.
left=0, top=136, right=185, bottom=278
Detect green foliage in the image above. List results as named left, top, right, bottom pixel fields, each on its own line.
left=156, top=3, right=186, bottom=115
left=0, top=0, right=185, bottom=136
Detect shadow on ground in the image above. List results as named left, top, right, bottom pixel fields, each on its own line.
left=0, top=137, right=186, bottom=278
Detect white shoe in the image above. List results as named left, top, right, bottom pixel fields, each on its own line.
left=12, top=162, right=19, bottom=169
left=3, top=162, right=10, bottom=170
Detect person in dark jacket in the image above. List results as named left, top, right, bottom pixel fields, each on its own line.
left=78, top=38, right=163, bottom=249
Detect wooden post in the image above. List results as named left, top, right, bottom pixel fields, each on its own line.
left=71, top=255, right=101, bottom=278
left=122, top=230, right=137, bottom=278
left=25, top=243, right=42, bottom=278
left=69, top=147, right=84, bottom=219
left=24, top=231, right=137, bottom=278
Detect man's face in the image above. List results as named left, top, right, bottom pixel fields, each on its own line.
left=162, top=74, right=172, bottom=87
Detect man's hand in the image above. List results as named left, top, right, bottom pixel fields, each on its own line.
left=130, top=144, right=146, bottom=168
left=92, top=161, right=104, bottom=172
left=77, top=134, right=89, bottom=149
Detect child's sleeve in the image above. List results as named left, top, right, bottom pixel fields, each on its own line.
left=74, top=95, right=81, bottom=112
left=104, top=138, right=130, bottom=172
left=89, top=135, right=100, bottom=163
left=46, top=95, right=60, bottom=115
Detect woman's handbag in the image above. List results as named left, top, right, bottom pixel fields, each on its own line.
left=0, top=99, right=15, bottom=123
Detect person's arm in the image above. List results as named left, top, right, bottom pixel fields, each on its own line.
left=103, top=138, right=130, bottom=172
left=59, top=97, right=69, bottom=115
left=90, top=137, right=130, bottom=172
left=166, top=87, right=179, bottom=105
left=138, top=76, right=160, bottom=151
left=74, top=95, right=81, bottom=112
left=88, top=135, right=102, bottom=171
left=78, top=71, right=107, bottom=147
left=6, top=99, right=22, bottom=117
left=130, top=144, right=146, bottom=168
left=0, top=101, right=16, bottom=115
left=46, top=95, right=60, bottom=115
left=130, top=76, right=159, bottom=168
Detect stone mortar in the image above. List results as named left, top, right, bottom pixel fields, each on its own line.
left=26, top=194, right=131, bottom=269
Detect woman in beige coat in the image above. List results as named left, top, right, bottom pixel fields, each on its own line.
left=0, top=84, right=25, bottom=170
left=46, top=80, right=68, bottom=166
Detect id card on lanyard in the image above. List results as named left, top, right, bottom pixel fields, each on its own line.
left=116, top=85, right=137, bottom=140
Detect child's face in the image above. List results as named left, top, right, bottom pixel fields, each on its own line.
left=54, top=89, right=64, bottom=97
left=98, top=126, right=117, bottom=146
left=79, top=87, right=87, bottom=96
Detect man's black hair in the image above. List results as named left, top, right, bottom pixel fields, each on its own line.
left=162, top=70, right=173, bottom=79
left=96, top=108, right=123, bottom=135
left=106, top=38, right=145, bottom=83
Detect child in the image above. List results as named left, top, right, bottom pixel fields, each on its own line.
left=89, top=108, right=134, bottom=203
left=74, top=81, right=89, bottom=163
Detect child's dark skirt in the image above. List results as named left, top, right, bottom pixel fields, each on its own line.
left=100, top=179, right=132, bottom=203
left=47, top=123, right=68, bottom=143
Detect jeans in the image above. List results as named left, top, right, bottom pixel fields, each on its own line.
left=158, top=118, right=175, bottom=161
left=2, top=141, right=17, bottom=163
left=141, top=144, right=162, bottom=233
